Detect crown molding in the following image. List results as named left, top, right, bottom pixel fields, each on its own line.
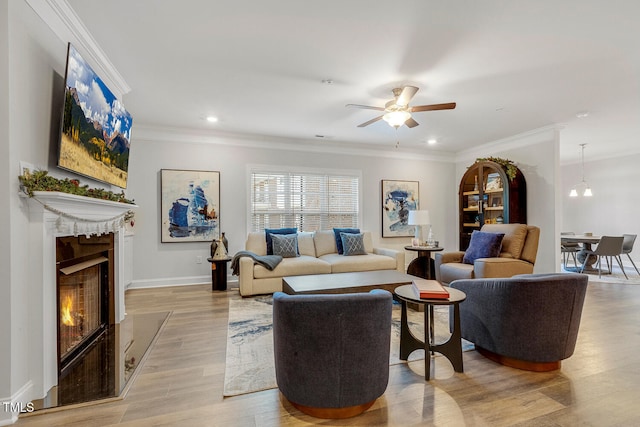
left=455, top=124, right=563, bottom=164
left=25, top=0, right=131, bottom=96
left=133, top=125, right=457, bottom=163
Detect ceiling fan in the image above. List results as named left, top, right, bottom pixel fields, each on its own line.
left=346, top=86, right=456, bottom=129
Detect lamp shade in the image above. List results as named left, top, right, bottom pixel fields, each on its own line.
left=408, top=210, right=431, bottom=225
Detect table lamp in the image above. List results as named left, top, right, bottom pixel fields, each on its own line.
left=408, top=210, right=431, bottom=246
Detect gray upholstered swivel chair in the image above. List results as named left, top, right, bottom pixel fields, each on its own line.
left=449, top=273, right=588, bottom=371
left=622, top=234, right=639, bottom=275
left=580, top=235, right=627, bottom=279
left=273, top=290, right=392, bottom=419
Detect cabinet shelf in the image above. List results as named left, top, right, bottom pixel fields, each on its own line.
left=458, top=160, right=527, bottom=250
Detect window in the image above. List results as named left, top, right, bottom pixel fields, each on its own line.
left=249, top=167, right=360, bottom=232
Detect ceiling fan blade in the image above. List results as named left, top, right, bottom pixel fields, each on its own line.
left=410, top=102, right=457, bottom=112
left=396, top=86, right=419, bottom=107
left=405, top=117, right=419, bottom=128
left=357, top=115, right=383, bottom=127
left=346, top=104, right=385, bottom=111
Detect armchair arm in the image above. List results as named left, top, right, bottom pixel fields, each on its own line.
left=434, top=251, right=465, bottom=282
left=474, top=257, right=534, bottom=278
left=373, top=247, right=405, bottom=272
left=238, top=257, right=256, bottom=296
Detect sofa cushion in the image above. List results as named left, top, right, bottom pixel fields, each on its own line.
left=463, top=231, right=505, bottom=264
left=253, top=256, right=331, bottom=279
left=320, top=253, right=397, bottom=273
left=314, top=230, right=338, bottom=257
left=481, top=223, right=528, bottom=259
left=246, top=232, right=268, bottom=255
left=271, top=233, right=299, bottom=258
left=265, top=228, right=297, bottom=255
left=297, top=232, right=316, bottom=257
left=341, top=232, right=367, bottom=256
left=439, top=262, right=475, bottom=284
left=333, top=228, right=360, bottom=254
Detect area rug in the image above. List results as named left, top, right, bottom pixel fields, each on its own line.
left=562, top=263, right=640, bottom=285
left=223, top=296, right=473, bottom=397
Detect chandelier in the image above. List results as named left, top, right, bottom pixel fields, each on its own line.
left=569, top=143, right=592, bottom=197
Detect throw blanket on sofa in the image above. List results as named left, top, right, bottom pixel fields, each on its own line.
left=231, top=251, right=283, bottom=276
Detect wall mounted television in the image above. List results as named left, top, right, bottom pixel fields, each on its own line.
left=58, top=43, right=133, bottom=189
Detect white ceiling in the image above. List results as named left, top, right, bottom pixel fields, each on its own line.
left=66, top=0, right=640, bottom=163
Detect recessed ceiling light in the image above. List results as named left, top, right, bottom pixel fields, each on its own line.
left=206, top=116, right=219, bottom=123
left=427, top=139, right=437, bottom=145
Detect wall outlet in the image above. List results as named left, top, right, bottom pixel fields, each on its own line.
left=196, top=256, right=203, bottom=264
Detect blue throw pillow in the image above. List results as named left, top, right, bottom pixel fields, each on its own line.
left=265, top=228, right=297, bottom=255
left=271, top=233, right=299, bottom=258
left=333, top=228, right=360, bottom=254
left=341, top=232, right=367, bottom=256
left=462, top=231, right=505, bottom=264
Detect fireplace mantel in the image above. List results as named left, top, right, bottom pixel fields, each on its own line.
left=25, top=191, right=137, bottom=402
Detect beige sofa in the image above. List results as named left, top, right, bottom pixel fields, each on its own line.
left=238, top=230, right=404, bottom=296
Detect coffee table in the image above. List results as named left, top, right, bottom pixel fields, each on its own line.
left=394, top=284, right=466, bottom=380
left=282, top=270, right=415, bottom=295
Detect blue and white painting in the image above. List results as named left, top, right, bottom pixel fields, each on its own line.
left=161, top=169, right=219, bottom=242
left=382, top=180, right=419, bottom=237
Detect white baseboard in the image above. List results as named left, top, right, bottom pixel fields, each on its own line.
left=128, top=275, right=239, bottom=290
left=0, top=381, right=35, bottom=425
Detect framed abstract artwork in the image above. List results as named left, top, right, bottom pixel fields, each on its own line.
left=161, top=169, right=220, bottom=242
left=381, top=179, right=419, bottom=237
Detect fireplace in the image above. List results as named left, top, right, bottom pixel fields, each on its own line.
left=24, top=191, right=135, bottom=410
left=56, top=234, right=115, bottom=404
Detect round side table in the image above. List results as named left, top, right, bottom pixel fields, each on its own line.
left=207, top=257, right=232, bottom=291
left=394, top=284, right=466, bottom=380
left=404, top=246, right=444, bottom=280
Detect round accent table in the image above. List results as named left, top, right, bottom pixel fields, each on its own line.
left=207, top=257, right=232, bottom=291
left=404, top=246, right=444, bottom=280
left=394, top=284, right=466, bottom=380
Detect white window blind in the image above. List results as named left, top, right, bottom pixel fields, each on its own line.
left=250, top=169, right=360, bottom=232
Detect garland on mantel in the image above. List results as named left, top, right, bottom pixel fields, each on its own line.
left=19, top=170, right=135, bottom=237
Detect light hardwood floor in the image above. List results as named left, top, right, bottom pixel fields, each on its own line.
left=16, top=279, right=640, bottom=426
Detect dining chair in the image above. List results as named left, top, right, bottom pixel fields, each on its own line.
left=560, top=232, right=581, bottom=268
left=580, top=236, right=627, bottom=279
left=622, top=234, right=639, bottom=275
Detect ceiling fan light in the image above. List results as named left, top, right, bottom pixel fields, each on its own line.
left=569, top=188, right=578, bottom=197
left=583, top=187, right=593, bottom=197
left=383, top=110, right=411, bottom=128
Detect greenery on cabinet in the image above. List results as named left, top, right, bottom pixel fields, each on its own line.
left=459, top=160, right=527, bottom=250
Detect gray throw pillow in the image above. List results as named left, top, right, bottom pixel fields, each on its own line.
left=341, top=232, right=367, bottom=256
left=271, top=233, right=299, bottom=258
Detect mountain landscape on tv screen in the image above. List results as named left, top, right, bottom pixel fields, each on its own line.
left=59, top=44, right=133, bottom=188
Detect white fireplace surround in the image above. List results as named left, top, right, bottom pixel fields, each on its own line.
left=25, top=191, right=136, bottom=400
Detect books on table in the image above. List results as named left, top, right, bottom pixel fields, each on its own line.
left=412, top=279, right=450, bottom=299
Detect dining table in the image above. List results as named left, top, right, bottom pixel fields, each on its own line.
left=560, top=234, right=602, bottom=272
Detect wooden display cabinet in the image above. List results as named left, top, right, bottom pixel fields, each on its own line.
left=459, top=160, right=527, bottom=250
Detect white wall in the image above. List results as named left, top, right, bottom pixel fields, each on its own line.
left=562, top=153, right=640, bottom=253
left=455, top=127, right=560, bottom=274
left=1, top=0, right=11, bottom=414
left=126, top=132, right=456, bottom=287
left=4, top=0, right=69, bottom=421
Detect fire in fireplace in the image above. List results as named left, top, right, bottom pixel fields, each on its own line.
left=58, top=263, right=106, bottom=364
left=56, top=234, right=115, bottom=404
